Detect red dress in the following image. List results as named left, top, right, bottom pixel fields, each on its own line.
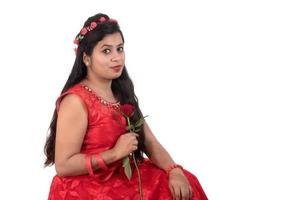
left=48, top=83, right=208, bottom=200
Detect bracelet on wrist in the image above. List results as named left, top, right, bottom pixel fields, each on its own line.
left=94, top=153, right=109, bottom=171
left=165, top=164, right=183, bottom=176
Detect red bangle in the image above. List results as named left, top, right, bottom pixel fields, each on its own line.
left=85, top=154, right=95, bottom=176
left=165, top=164, right=183, bottom=175
left=94, top=153, right=109, bottom=171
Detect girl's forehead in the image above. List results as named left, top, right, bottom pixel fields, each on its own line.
left=97, top=33, right=123, bottom=46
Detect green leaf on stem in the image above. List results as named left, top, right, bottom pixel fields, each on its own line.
left=122, top=156, right=132, bottom=180
left=135, top=128, right=141, bottom=132
left=135, top=115, right=149, bottom=128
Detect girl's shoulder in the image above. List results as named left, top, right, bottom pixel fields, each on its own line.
left=55, top=83, right=88, bottom=113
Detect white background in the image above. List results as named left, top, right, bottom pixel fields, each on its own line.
left=0, top=0, right=299, bottom=199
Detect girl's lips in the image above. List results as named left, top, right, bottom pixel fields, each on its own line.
left=111, top=65, right=122, bottom=72
left=111, top=65, right=122, bottom=68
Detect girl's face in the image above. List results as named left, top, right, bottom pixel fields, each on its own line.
left=84, top=32, right=125, bottom=80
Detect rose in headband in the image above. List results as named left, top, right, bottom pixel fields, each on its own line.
left=73, top=17, right=119, bottom=52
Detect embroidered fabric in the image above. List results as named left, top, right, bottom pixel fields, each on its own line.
left=48, top=83, right=208, bottom=200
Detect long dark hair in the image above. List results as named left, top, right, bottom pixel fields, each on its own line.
left=44, top=13, right=147, bottom=167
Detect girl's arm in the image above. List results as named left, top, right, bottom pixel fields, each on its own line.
left=54, top=94, right=119, bottom=176
left=143, top=121, right=178, bottom=171
left=143, top=121, right=192, bottom=199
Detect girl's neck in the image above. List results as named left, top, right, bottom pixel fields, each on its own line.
left=81, top=78, right=115, bottom=100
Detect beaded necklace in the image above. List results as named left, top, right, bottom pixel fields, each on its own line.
left=80, top=83, right=121, bottom=110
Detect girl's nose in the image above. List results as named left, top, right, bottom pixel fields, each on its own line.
left=111, top=50, right=122, bottom=62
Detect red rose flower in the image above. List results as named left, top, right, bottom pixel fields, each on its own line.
left=119, top=102, right=147, bottom=199
left=108, top=18, right=118, bottom=23
left=120, top=104, right=135, bottom=117
left=80, top=27, right=88, bottom=35
left=90, top=22, right=97, bottom=30
left=73, top=37, right=79, bottom=45
left=74, top=47, right=78, bottom=55
left=98, top=16, right=106, bottom=22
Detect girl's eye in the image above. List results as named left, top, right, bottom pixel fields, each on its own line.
left=103, top=49, right=111, bottom=54
left=102, top=47, right=124, bottom=54
left=118, top=47, right=124, bottom=52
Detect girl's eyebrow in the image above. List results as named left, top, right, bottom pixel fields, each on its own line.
left=100, top=43, right=124, bottom=48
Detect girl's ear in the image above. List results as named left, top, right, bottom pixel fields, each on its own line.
left=83, top=52, right=91, bottom=66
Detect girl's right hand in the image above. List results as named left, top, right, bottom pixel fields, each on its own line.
left=112, top=132, right=139, bottom=160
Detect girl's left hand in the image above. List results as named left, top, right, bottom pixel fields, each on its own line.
left=168, top=168, right=193, bottom=200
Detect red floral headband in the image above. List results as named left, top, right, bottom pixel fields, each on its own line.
left=73, top=16, right=118, bottom=55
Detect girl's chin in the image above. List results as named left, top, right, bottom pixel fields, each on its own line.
left=111, top=72, right=122, bottom=79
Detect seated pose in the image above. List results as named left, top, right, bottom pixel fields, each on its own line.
left=44, top=13, right=208, bottom=200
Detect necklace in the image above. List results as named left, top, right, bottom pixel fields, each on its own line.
left=80, top=83, right=121, bottom=109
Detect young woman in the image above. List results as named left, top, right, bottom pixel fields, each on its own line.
left=44, top=13, right=208, bottom=200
